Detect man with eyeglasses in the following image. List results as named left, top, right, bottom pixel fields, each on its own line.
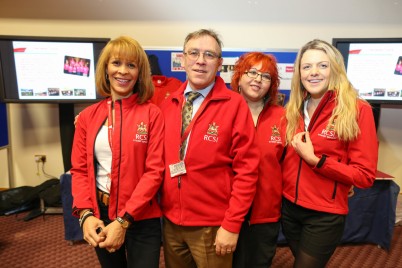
left=159, top=29, right=259, bottom=268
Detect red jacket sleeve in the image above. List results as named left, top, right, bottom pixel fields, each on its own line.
left=313, top=101, right=378, bottom=188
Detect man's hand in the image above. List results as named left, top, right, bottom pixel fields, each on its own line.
left=214, top=227, right=239, bottom=256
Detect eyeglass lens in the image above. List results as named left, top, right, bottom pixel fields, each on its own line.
left=185, top=50, right=219, bottom=60
left=246, top=70, right=271, bottom=81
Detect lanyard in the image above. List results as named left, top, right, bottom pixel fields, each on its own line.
left=107, top=100, right=114, bottom=149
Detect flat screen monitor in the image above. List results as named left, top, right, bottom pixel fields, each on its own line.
left=332, top=38, right=402, bottom=105
left=0, top=35, right=110, bottom=103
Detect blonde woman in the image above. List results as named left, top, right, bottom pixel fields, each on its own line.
left=281, top=39, right=378, bottom=268
left=71, top=36, right=164, bottom=268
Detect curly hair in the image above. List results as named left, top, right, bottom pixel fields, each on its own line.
left=231, top=52, right=280, bottom=106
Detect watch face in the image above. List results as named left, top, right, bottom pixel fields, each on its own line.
left=117, top=217, right=129, bottom=228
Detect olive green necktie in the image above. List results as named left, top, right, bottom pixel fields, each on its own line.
left=180, top=91, right=201, bottom=159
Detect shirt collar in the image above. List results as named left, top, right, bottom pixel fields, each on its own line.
left=184, top=81, right=215, bottom=99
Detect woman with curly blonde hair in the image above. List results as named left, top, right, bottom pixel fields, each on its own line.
left=281, top=39, right=378, bottom=268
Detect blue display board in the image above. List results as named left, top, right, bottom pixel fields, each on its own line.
left=0, top=102, right=8, bottom=147
left=145, top=47, right=297, bottom=103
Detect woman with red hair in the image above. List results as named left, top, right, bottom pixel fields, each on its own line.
left=231, top=52, right=285, bottom=268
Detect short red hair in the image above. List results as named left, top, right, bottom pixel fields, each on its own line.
left=230, top=52, right=280, bottom=106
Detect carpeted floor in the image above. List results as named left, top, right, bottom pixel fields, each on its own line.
left=0, top=212, right=101, bottom=268
left=1, top=211, right=402, bottom=268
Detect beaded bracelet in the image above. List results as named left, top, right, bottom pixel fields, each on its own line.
left=79, top=210, right=94, bottom=229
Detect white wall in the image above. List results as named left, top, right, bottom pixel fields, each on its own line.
left=7, top=103, right=64, bottom=187
left=1, top=18, right=402, bottom=187
left=0, top=146, right=10, bottom=188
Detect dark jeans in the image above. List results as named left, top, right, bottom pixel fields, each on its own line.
left=95, top=201, right=161, bottom=268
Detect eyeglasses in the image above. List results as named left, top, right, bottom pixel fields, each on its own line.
left=244, top=70, right=271, bottom=82
left=183, top=50, right=220, bottom=61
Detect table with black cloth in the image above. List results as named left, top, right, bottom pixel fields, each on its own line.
left=278, top=179, right=400, bottom=250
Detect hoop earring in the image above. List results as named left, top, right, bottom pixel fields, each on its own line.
left=105, top=73, right=109, bottom=81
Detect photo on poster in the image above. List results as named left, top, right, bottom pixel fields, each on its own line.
left=394, top=56, right=402, bottom=75
left=220, top=57, right=238, bottom=83
left=74, top=88, right=87, bottom=96
left=48, top=88, right=60, bottom=96
left=171, top=52, right=185, bottom=72
left=278, top=63, right=294, bottom=90
left=387, top=89, right=400, bottom=97
left=64, top=56, right=91, bottom=77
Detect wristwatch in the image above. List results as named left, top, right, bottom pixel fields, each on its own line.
left=116, top=216, right=131, bottom=229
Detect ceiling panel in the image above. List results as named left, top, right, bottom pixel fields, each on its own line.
left=0, top=0, right=401, bottom=24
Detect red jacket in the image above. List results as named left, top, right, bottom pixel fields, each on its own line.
left=71, top=94, right=164, bottom=221
left=150, top=75, right=183, bottom=106
left=160, top=76, right=259, bottom=233
left=282, top=91, right=378, bottom=215
left=250, top=104, right=285, bottom=224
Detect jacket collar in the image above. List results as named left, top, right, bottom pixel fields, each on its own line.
left=303, top=89, right=335, bottom=102
left=106, top=93, right=139, bottom=108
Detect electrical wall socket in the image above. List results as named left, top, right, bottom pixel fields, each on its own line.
left=34, top=154, right=46, bottom=163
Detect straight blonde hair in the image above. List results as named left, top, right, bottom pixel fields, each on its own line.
left=95, top=36, right=154, bottom=104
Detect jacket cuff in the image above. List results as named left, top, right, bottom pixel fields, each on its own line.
left=124, top=212, right=135, bottom=224
left=316, top=154, right=327, bottom=168
left=221, top=219, right=242, bottom=234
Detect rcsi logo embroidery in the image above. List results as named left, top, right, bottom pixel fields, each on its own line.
left=318, top=119, right=337, bottom=139
left=204, top=122, right=219, bottom=143
left=134, top=122, right=148, bottom=143
left=269, top=125, right=282, bottom=144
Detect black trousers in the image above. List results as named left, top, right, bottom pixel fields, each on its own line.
left=233, top=221, right=280, bottom=268
left=281, top=198, right=345, bottom=262
left=95, top=201, right=162, bottom=268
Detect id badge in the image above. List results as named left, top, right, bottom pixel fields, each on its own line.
left=169, top=161, right=187, bottom=177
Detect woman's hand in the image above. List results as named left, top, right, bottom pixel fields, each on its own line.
left=74, top=113, right=80, bottom=127
left=98, top=220, right=127, bottom=253
left=291, top=131, right=320, bottom=166
left=82, top=216, right=106, bottom=247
